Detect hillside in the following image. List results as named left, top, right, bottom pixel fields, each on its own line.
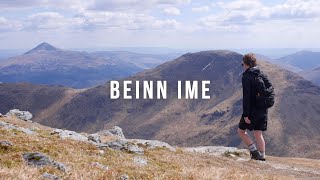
left=1, top=115, right=320, bottom=179
left=1, top=50, right=320, bottom=159
left=273, top=51, right=320, bottom=71
left=0, top=42, right=142, bottom=88
left=262, top=51, right=320, bottom=86
left=92, top=51, right=180, bottom=69
left=302, top=67, right=320, bottom=86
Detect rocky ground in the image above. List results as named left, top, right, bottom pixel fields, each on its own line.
left=1, top=110, right=320, bottom=180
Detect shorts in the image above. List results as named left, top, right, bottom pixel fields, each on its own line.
left=238, top=108, right=268, bottom=131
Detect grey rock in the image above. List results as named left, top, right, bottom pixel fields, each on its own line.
left=0, top=140, right=13, bottom=147
left=130, top=139, right=176, bottom=152
left=120, top=174, right=129, bottom=180
left=6, top=109, right=33, bottom=121
left=41, top=173, right=61, bottom=180
left=52, top=161, right=67, bottom=172
left=0, top=121, right=36, bottom=135
left=50, top=129, right=88, bottom=142
left=88, top=134, right=101, bottom=143
left=133, top=156, right=148, bottom=166
left=91, top=162, right=109, bottom=170
left=106, top=139, right=144, bottom=154
left=22, top=152, right=67, bottom=172
left=183, top=146, right=248, bottom=157
left=98, top=126, right=125, bottom=139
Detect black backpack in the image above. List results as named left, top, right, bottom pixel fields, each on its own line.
left=250, top=72, right=275, bottom=109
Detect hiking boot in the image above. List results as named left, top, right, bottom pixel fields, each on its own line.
left=250, top=150, right=265, bottom=161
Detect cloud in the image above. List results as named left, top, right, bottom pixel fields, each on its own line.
left=191, top=6, right=210, bottom=13
left=217, top=0, right=263, bottom=11
left=198, top=0, right=320, bottom=30
left=0, top=17, right=23, bottom=31
left=73, top=11, right=180, bottom=30
left=163, top=7, right=181, bottom=16
left=0, top=0, right=89, bottom=11
left=87, top=0, right=190, bottom=11
left=24, top=12, right=68, bottom=30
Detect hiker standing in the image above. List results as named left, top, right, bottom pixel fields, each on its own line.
left=237, top=53, right=275, bottom=161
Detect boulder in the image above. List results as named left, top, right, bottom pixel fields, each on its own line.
left=98, top=126, right=125, bottom=139
left=183, top=146, right=249, bottom=157
left=0, top=121, right=36, bottom=135
left=130, top=139, right=176, bottom=152
left=6, top=109, right=33, bottom=121
left=50, top=129, right=88, bottom=142
left=22, top=152, right=67, bottom=172
left=88, top=134, right=101, bottom=143
left=105, top=139, right=144, bottom=154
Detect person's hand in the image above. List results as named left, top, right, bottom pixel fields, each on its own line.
left=244, top=117, right=251, bottom=124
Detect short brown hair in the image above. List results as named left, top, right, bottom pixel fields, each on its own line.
left=243, top=53, right=257, bottom=67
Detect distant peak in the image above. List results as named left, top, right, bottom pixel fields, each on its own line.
left=25, top=42, right=58, bottom=54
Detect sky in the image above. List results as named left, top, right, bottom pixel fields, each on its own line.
left=0, top=0, right=320, bottom=50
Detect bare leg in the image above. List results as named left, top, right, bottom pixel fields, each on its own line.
left=253, top=130, right=265, bottom=152
left=237, top=128, right=254, bottom=146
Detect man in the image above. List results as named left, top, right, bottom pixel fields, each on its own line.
left=238, top=53, right=270, bottom=161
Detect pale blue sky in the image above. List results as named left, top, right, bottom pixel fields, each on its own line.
left=0, top=0, right=319, bottom=50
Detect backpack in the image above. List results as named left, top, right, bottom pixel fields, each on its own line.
left=250, top=72, right=275, bottom=109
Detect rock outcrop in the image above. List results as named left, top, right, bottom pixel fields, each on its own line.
left=6, top=109, right=33, bottom=122
left=50, top=129, right=88, bottom=142
left=97, top=126, right=125, bottom=139
left=22, top=152, right=67, bottom=172
left=130, top=139, right=176, bottom=152
left=0, top=121, right=36, bottom=135
left=183, top=146, right=249, bottom=157
left=105, top=139, right=144, bottom=154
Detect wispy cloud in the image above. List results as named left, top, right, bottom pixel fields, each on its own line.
left=0, top=0, right=319, bottom=49
left=163, top=7, right=181, bottom=16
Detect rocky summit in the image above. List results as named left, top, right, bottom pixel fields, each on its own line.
left=1, top=113, right=320, bottom=179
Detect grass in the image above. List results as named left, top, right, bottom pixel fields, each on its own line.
left=0, top=117, right=319, bottom=179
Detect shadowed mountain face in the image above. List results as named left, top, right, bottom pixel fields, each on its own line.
left=0, top=42, right=142, bottom=88
left=1, top=50, right=320, bottom=158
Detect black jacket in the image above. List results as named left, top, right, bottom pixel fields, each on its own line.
left=242, top=66, right=268, bottom=118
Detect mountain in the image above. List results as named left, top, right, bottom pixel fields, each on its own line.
left=92, top=51, right=181, bottom=69
left=2, top=115, right=320, bottom=179
left=25, top=42, right=59, bottom=54
left=256, top=54, right=302, bottom=73
left=302, top=67, right=320, bottom=86
left=272, top=51, right=320, bottom=71
left=1, top=50, right=320, bottom=159
left=265, top=51, right=320, bottom=86
left=0, top=42, right=142, bottom=88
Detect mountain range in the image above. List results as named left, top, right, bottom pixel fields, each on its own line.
left=0, top=43, right=178, bottom=88
left=261, top=51, right=320, bottom=86
left=1, top=50, right=320, bottom=159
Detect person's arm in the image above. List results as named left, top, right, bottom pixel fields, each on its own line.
left=242, top=75, right=251, bottom=118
